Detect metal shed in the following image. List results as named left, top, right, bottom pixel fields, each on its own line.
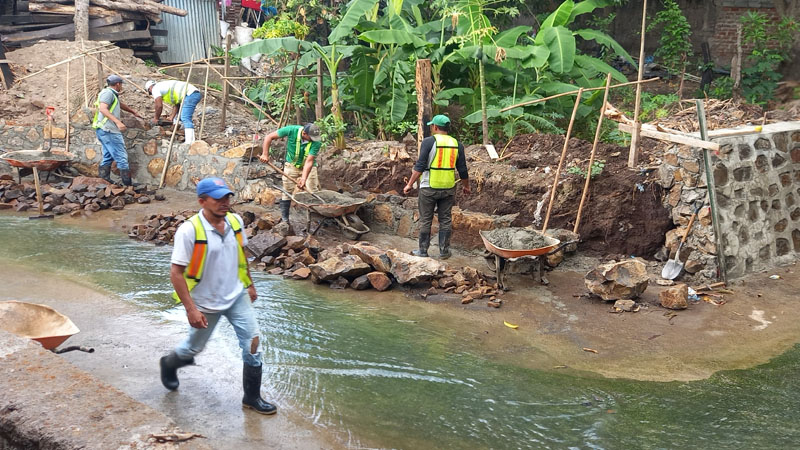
left=152, top=0, right=220, bottom=64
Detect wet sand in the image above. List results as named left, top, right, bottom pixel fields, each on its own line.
left=0, top=262, right=342, bottom=449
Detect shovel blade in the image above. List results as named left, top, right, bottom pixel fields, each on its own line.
left=661, top=259, right=683, bottom=280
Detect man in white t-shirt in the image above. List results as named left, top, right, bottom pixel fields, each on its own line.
left=145, top=79, right=202, bottom=144
left=159, top=177, right=276, bottom=415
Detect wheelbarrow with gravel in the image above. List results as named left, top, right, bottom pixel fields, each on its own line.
left=0, top=301, right=94, bottom=354
left=291, top=189, right=371, bottom=240
left=479, top=227, right=578, bottom=290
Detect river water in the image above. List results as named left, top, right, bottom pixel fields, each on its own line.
left=2, top=215, right=799, bottom=449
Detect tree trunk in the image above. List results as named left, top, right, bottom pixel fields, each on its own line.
left=74, top=0, right=89, bottom=41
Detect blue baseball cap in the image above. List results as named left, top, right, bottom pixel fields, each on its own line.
left=196, top=177, right=233, bottom=199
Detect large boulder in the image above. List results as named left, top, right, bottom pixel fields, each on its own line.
left=309, top=255, right=371, bottom=281
left=350, top=243, right=392, bottom=273
left=584, top=259, right=649, bottom=301
left=246, top=232, right=287, bottom=259
left=367, top=271, right=392, bottom=291
left=659, top=283, right=689, bottom=310
left=386, top=250, right=446, bottom=285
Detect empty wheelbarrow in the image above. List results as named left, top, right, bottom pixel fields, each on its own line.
left=0, top=301, right=93, bottom=353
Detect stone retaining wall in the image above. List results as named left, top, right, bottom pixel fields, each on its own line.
left=658, top=122, right=800, bottom=279
left=0, top=119, right=268, bottom=192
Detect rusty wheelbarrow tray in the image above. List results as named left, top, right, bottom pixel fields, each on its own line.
left=0, top=301, right=93, bottom=353
left=479, top=229, right=577, bottom=290
left=1, top=150, right=75, bottom=172
left=289, top=189, right=371, bottom=240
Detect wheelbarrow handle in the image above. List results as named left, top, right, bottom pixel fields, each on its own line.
left=546, top=240, right=579, bottom=256
left=262, top=159, right=326, bottom=203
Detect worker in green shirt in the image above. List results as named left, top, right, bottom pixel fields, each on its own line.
left=259, top=123, right=322, bottom=223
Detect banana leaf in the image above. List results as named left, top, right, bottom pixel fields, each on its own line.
left=543, top=26, right=575, bottom=73
left=574, top=29, right=636, bottom=66
left=329, top=0, right=380, bottom=43
left=535, top=0, right=574, bottom=44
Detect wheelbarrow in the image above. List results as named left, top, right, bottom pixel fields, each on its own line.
left=292, top=189, right=371, bottom=240
left=1, top=150, right=75, bottom=219
left=0, top=301, right=94, bottom=354
left=479, top=229, right=578, bottom=290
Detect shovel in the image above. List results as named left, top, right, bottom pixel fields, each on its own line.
left=661, top=204, right=702, bottom=280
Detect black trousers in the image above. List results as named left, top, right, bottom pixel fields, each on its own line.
left=418, top=187, right=456, bottom=235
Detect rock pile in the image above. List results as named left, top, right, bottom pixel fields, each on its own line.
left=128, top=209, right=196, bottom=245
left=428, top=265, right=505, bottom=307
left=0, top=175, right=163, bottom=215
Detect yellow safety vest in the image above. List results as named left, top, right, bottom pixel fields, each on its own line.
left=293, top=127, right=313, bottom=168
left=91, top=88, right=119, bottom=129
left=161, top=82, right=185, bottom=106
left=428, top=134, right=459, bottom=189
left=171, top=212, right=252, bottom=303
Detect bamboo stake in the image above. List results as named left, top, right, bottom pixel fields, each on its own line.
left=204, top=62, right=278, bottom=124
left=499, top=78, right=659, bottom=112
left=65, top=60, right=71, bottom=153
left=159, top=59, right=195, bottom=189
left=158, top=56, right=224, bottom=71
left=542, top=88, right=583, bottom=234
left=84, top=51, right=147, bottom=94
left=198, top=57, right=210, bottom=141
left=81, top=41, right=88, bottom=107
left=221, top=74, right=319, bottom=80
left=574, top=73, right=612, bottom=234
left=628, top=0, right=648, bottom=168
left=221, top=34, right=231, bottom=128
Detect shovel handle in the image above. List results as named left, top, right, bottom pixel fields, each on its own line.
left=679, top=209, right=699, bottom=245
left=262, top=158, right=326, bottom=203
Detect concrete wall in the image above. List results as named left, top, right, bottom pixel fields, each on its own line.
left=658, top=122, right=800, bottom=279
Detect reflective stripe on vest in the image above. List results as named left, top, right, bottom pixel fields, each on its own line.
left=428, top=134, right=459, bottom=189
left=171, top=212, right=252, bottom=303
left=91, top=88, right=119, bottom=129
left=162, top=82, right=184, bottom=106
left=293, top=127, right=312, bottom=168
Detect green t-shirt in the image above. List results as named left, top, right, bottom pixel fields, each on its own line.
left=278, top=125, right=321, bottom=167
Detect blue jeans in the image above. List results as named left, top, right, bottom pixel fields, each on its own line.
left=96, top=129, right=128, bottom=170
left=174, top=291, right=263, bottom=367
left=181, top=91, right=202, bottom=129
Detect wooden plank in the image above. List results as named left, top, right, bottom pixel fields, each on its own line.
left=90, top=21, right=135, bottom=35
left=618, top=123, right=720, bottom=151
left=415, top=58, right=432, bottom=152
left=1, top=15, right=124, bottom=44
left=92, top=29, right=151, bottom=42
left=0, top=14, right=73, bottom=24
left=150, top=28, right=168, bottom=36
left=28, top=3, right=120, bottom=17
left=0, top=46, right=15, bottom=88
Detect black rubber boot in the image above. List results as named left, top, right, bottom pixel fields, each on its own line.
left=98, top=165, right=113, bottom=184
left=438, top=230, right=452, bottom=259
left=120, top=169, right=134, bottom=187
left=411, top=231, right=430, bottom=257
left=242, top=363, right=277, bottom=415
left=159, top=351, right=194, bottom=391
left=279, top=199, right=291, bottom=222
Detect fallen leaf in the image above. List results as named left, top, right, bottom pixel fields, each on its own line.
left=503, top=321, right=519, bottom=329
left=582, top=347, right=599, bottom=354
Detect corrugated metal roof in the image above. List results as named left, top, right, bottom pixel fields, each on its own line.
left=153, top=0, right=220, bottom=64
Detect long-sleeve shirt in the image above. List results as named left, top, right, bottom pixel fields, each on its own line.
left=413, top=135, right=469, bottom=189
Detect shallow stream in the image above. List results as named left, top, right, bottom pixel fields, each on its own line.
left=1, top=215, right=799, bottom=449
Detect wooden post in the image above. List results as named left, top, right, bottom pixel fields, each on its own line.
left=697, top=100, right=728, bottom=282
left=81, top=40, right=89, bottom=107
left=198, top=58, right=210, bottom=141
left=542, top=88, right=583, bottom=234
left=65, top=61, right=71, bottom=153
left=159, top=60, right=195, bottom=189
left=628, top=0, right=647, bottom=168
left=575, top=73, right=612, bottom=234
left=96, top=52, right=104, bottom=89
left=74, top=0, right=89, bottom=41
left=415, top=59, right=432, bottom=151
left=221, top=34, right=231, bottom=129
left=315, top=58, right=323, bottom=120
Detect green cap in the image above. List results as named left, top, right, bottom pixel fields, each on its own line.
left=426, top=114, right=451, bottom=127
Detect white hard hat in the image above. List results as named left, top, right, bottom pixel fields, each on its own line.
left=145, top=80, right=156, bottom=91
